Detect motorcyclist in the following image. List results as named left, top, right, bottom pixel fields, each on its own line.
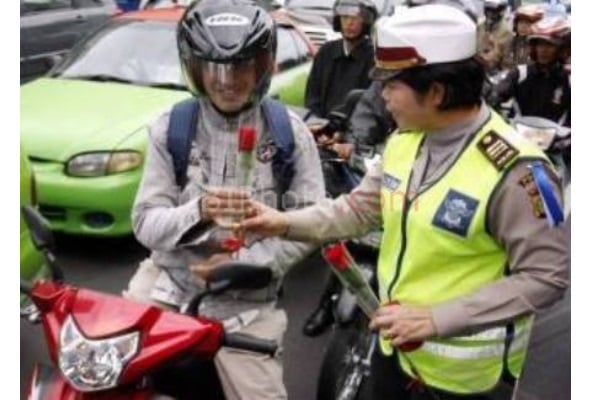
left=302, top=0, right=378, bottom=337
left=480, top=0, right=514, bottom=72
left=502, top=4, right=544, bottom=69
left=493, top=15, right=571, bottom=125
left=123, top=1, right=326, bottom=399
left=238, top=4, right=569, bottom=398
left=304, top=0, right=377, bottom=119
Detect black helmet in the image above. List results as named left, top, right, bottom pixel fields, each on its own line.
left=177, top=0, right=276, bottom=107
left=332, top=0, right=378, bottom=36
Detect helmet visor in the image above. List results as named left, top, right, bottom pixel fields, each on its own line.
left=335, top=4, right=362, bottom=17
left=182, top=53, right=272, bottom=112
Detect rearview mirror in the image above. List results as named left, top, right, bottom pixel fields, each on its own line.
left=184, top=263, right=273, bottom=316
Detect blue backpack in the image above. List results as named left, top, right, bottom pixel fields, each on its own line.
left=166, top=97, right=296, bottom=210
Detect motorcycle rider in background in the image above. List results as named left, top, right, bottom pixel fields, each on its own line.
left=492, top=15, right=571, bottom=126
left=501, top=4, right=544, bottom=69
left=480, top=0, right=514, bottom=72
left=304, top=0, right=378, bottom=120
left=303, top=0, right=379, bottom=337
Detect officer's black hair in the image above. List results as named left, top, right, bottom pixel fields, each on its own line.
left=390, top=57, right=485, bottom=111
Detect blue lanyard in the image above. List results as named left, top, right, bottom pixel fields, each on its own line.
left=530, top=161, right=564, bottom=227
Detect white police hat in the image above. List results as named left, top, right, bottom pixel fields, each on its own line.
left=371, top=4, right=477, bottom=81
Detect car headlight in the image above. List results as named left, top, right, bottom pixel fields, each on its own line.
left=66, top=151, right=142, bottom=177
left=58, top=316, right=139, bottom=392
left=515, top=123, right=556, bottom=151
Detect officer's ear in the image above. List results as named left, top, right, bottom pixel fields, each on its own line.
left=429, top=82, right=446, bottom=109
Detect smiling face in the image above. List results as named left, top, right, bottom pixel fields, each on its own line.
left=201, top=60, right=257, bottom=113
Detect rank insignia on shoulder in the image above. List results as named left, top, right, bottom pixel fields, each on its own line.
left=518, top=171, right=547, bottom=219
left=477, top=130, right=519, bottom=171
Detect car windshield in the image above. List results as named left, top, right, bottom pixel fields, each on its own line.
left=52, top=20, right=184, bottom=89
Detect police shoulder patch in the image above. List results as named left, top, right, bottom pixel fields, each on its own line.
left=432, top=190, right=479, bottom=237
left=518, top=171, right=547, bottom=219
left=477, top=130, right=520, bottom=171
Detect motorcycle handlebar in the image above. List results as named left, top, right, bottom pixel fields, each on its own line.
left=223, top=333, right=278, bottom=357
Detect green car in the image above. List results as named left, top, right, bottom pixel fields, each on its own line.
left=20, top=8, right=315, bottom=236
left=20, top=145, right=49, bottom=306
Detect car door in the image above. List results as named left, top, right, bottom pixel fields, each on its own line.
left=20, top=0, right=81, bottom=82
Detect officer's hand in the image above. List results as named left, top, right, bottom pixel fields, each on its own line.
left=238, top=201, right=290, bottom=238
left=190, top=253, right=232, bottom=283
left=369, top=303, right=437, bottom=348
left=200, top=188, right=253, bottom=226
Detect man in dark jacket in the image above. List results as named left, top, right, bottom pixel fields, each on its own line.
left=493, top=15, right=571, bottom=125
left=304, top=0, right=377, bottom=119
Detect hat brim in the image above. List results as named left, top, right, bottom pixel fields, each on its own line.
left=528, top=35, right=561, bottom=46
left=369, top=66, right=403, bottom=81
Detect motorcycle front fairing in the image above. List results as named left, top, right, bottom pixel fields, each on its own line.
left=28, top=280, right=225, bottom=395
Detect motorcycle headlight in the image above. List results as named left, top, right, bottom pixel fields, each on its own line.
left=58, top=316, right=139, bottom=392
left=515, top=123, right=556, bottom=151
left=66, top=151, right=142, bottom=177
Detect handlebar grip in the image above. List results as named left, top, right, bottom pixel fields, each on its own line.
left=223, top=333, right=278, bottom=357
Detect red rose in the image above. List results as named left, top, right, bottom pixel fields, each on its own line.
left=220, top=237, right=243, bottom=253
left=238, top=126, right=257, bottom=152
left=323, top=242, right=350, bottom=271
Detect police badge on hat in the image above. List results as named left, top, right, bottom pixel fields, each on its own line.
left=432, top=189, right=479, bottom=237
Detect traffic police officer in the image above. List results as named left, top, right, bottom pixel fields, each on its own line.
left=240, top=4, right=569, bottom=398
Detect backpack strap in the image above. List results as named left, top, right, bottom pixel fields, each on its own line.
left=166, top=98, right=199, bottom=189
left=261, top=98, right=296, bottom=210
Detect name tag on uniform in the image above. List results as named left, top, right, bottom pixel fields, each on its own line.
left=383, top=173, right=401, bottom=191
left=432, top=189, right=479, bottom=237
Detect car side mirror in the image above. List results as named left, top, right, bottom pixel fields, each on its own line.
left=21, top=205, right=55, bottom=253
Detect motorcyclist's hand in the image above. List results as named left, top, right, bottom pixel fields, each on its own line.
left=316, top=131, right=343, bottom=147
left=200, top=188, right=253, bottom=225
left=190, top=253, right=232, bottom=282
left=369, top=303, right=437, bottom=348
left=238, top=200, right=291, bottom=238
left=330, top=143, right=354, bottom=160
left=308, top=122, right=327, bottom=135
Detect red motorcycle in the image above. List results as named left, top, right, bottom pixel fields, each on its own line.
left=20, top=205, right=278, bottom=400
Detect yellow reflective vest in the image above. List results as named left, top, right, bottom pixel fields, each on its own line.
left=378, top=110, right=550, bottom=394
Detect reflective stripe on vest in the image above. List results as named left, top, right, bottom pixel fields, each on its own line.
left=422, top=326, right=530, bottom=360
left=378, top=110, right=549, bottom=394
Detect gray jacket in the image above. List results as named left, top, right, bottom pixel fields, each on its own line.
left=132, top=98, right=326, bottom=319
